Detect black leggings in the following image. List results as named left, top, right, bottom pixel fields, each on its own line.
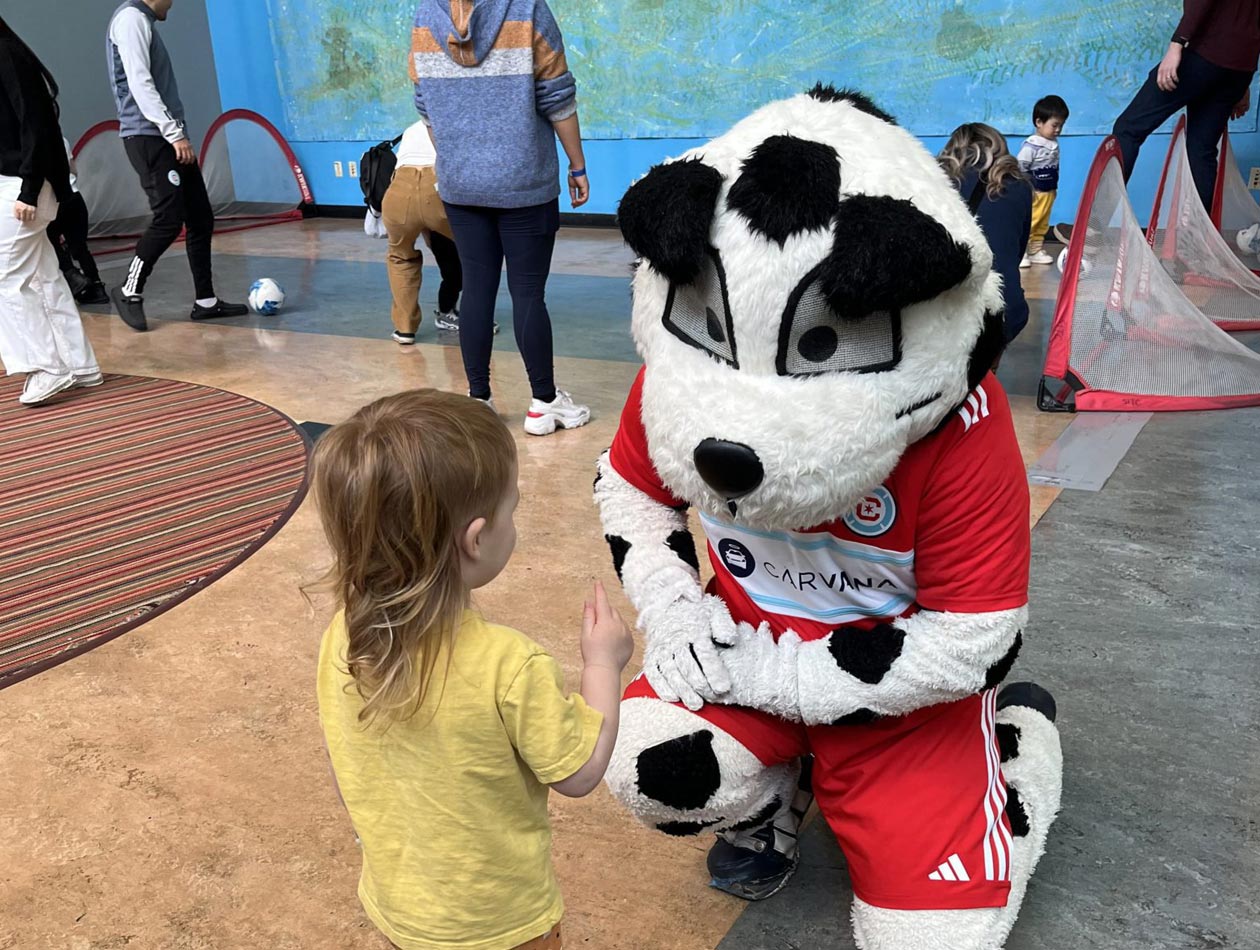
left=444, top=199, right=558, bottom=403
left=123, top=134, right=216, bottom=299
left=429, top=231, right=462, bottom=314
left=46, top=192, right=100, bottom=282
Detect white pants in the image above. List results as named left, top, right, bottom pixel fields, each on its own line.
left=0, top=176, right=98, bottom=377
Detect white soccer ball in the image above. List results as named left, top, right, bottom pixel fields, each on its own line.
left=1056, top=247, right=1092, bottom=277
left=248, top=278, right=286, bottom=315
left=1235, top=223, right=1260, bottom=256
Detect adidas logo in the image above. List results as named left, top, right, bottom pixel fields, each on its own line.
left=928, top=853, right=970, bottom=882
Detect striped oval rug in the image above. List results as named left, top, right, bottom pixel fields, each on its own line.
left=0, top=374, right=309, bottom=687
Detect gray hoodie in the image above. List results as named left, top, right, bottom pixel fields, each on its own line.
left=107, top=0, right=187, bottom=142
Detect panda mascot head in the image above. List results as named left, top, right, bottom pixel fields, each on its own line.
left=617, top=85, right=1006, bottom=532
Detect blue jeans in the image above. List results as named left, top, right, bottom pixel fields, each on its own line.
left=443, top=200, right=559, bottom=403
left=1112, top=48, right=1254, bottom=211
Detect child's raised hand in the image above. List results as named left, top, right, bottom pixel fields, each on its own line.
left=581, top=580, right=634, bottom=672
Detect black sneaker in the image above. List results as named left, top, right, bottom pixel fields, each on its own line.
left=63, top=267, right=91, bottom=298
left=109, top=286, right=148, bottom=332
left=190, top=299, right=249, bottom=320
left=706, top=759, right=813, bottom=902
left=76, top=280, right=109, bottom=306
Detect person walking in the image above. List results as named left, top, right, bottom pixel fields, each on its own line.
left=1112, top=0, right=1260, bottom=210
left=106, top=0, right=246, bottom=331
left=0, top=17, right=102, bottom=405
left=47, top=136, right=108, bottom=305
left=410, top=0, right=592, bottom=435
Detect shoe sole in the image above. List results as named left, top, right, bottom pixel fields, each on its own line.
left=19, top=374, right=76, bottom=406
left=523, top=409, right=591, bottom=436
left=109, top=289, right=148, bottom=332
left=73, top=375, right=105, bottom=389
left=392, top=336, right=416, bottom=345
left=709, top=852, right=800, bottom=902
left=190, top=310, right=248, bottom=321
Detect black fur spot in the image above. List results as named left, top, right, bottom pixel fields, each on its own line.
left=827, top=623, right=905, bottom=684
left=656, top=818, right=720, bottom=837
left=636, top=730, right=722, bottom=811
left=821, top=196, right=972, bottom=317
left=1005, top=784, right=1030, bottom=837
left=666, top=529, right=700, bottom=572
left=831, top=708, right=881, bottom=726
left=983, top=630, right=1023, bottom=690
left=996, top=722, right=1020, bottom=763
left=806, top=83, right=897, bottom=125
left=727, top=135, right=841, bottom=247
left=618, top=158, right=724, bottom=284
left=593, top=468, right=603, bottom=492
left=728, top=796, right=782, bottom=832
left=967, top=309, right=1008, bottom=391
left=606, top=535, right=630, bottom=582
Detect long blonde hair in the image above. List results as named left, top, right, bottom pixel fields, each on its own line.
left=309, top=389, right=516, bottom=726
left=938, top=123, right=1026, bottom=200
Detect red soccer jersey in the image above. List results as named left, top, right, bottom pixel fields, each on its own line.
left=608, top=368, right=1030, bottom=641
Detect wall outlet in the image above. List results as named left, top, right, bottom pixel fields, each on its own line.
left=1249, top=167, right=1260, bottom=190
left=333, top=161, right=344, bottom=178
left=348, top=160, right=359, bottom=178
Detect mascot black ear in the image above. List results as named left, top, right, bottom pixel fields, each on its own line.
left=968, top=309, right=1008, bottom=389
left=818, top=195, right=973, bottom=316
left=618, top=158, right=724, bottom=284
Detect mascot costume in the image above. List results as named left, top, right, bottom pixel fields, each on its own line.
left=595, top=86, right=1063, bottom=949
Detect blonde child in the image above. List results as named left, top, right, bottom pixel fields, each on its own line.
left=1018, top=95, right=1069, bottom=267
left=311, top=389, right=634, bottom=950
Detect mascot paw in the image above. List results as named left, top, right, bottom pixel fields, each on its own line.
left=643, top=595, right=737, bottom=710
left=712, top=623, right=802, bottom=717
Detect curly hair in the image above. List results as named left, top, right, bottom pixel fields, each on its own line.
left=937, top=123, right=1026, bottom=200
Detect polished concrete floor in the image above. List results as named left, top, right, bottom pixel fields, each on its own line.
left=2, top=221, right=1257, bottom=949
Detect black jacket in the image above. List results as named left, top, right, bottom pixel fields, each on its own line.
left=0, top=35, right=72, bottom=206
left=958, top=167, right=1032, bottom=342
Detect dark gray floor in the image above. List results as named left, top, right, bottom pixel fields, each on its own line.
left=97, top=252, right=640, bottom=363
left=719, top=406, right=1260, bottom=949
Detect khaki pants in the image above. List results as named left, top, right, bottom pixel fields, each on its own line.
left=1028, top=189, right=1056, bottom=254
left=382, top=165, right=454, bottom=334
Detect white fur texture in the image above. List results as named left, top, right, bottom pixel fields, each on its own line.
left=605, top=696, right=798, bottom=832
left=714, top=608, right=1027, bottom=724
left=632, top=93, right=1005, bottom=532
left=595, top=452, right=736, bottom=708
left=850, top=703, right=1062, bottom=950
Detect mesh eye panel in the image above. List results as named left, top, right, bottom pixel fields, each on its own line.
left=663, top=252, right=736, bottom=365
left=778, top=280, right=898, bottom=376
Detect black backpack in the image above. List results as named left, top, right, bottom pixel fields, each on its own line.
left=360, top=133, right=404, bottom=214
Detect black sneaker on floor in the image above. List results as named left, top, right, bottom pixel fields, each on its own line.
left=63, top=266, right=91, bottom=298
left=190, top=299, right=249, bottom=320
left=109, top=286, right=148, bottom=332
left=76, top=280, right=109, bottom=306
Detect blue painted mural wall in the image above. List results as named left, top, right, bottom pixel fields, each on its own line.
left=205, top=1, right=1260, bottom=223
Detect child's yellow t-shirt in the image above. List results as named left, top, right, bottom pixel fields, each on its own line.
left=317, top=609, right=603, bottom=950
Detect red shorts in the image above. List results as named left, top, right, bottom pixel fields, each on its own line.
left=624, top=677, right=1013, bottom=910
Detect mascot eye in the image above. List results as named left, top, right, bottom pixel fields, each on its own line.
left=776, top=277, right=901, bottom=377
left=662, top=249, right=738, bottom=368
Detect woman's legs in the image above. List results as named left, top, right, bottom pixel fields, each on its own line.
left=59, top=192, right=101, bottom=284
left=498, top=200, right=558, bottom=404
left=444, top=202, right=503, bottom=400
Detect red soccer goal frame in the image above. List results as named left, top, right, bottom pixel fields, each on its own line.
left=70, top=110, right=314, bottom=255
left=1210, top=127, right=1260, bottom=276
left=1040, top=136, right=1260, bottom=412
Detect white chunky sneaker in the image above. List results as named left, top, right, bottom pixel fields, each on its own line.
left=20, top=371, right=75, bottom=406
left=1028, top=249, right=1055, bottom=265
left=472, top=395, right=497, bottom=413
left=73, top=370, right=104, bottom=388
left=523, top=390, right=590, bottom=436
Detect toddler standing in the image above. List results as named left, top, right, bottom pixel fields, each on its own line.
left=311, top=389, right=634, bottom=950
left=1018, top=95, right=1069, bottom=267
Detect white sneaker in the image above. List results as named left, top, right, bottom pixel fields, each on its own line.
left=19, top=371, right=75, bottom=405
left=472, top=395, right=497, bottom=413
left=73, top=370, right=104, bottom=388
left=1019, top=255, right=1032, bottom=269
left=392, top=330, right=416, bottom=345
left=1028, top=250, right=1055, bottom=265
left=523, top=390, right=590, bottom=436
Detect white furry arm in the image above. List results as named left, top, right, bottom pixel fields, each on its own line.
left=716, top=607, right=1026, bottom=725
left=595, top=451, right=734, bottom=710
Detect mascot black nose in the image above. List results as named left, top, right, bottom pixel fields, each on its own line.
left=693, top=439, right=764, bottom=500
